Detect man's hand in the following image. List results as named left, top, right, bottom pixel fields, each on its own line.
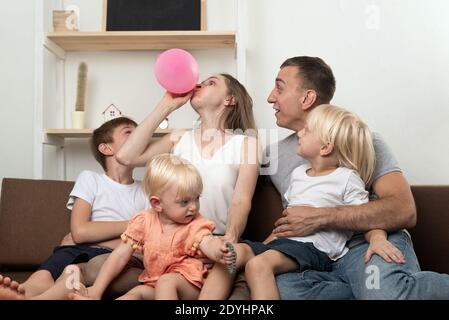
left=262, top=232, right=276, bottom=244
left=272, top=206, right=327, bottom=238
left=364, top=235, right=405, bottom=264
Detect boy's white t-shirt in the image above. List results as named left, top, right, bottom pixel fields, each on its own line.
left=66, top=170, right=149, bottom=221
left=285, top=164, right=369, bottom=260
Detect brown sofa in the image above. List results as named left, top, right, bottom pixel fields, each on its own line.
left=1, top=177, right=448, bottom=291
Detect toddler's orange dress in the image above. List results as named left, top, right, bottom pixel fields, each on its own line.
left=121, top=210, right=215, bottom=288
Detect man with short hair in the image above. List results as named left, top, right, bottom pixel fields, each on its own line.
left=267, top=56, right=449, bottom=299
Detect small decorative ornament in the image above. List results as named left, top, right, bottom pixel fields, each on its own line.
left=53, top=10, right=79, bottom=32
left=72, top=62, right=88, bottom=129
left=102, top=104, right=123, bottom=123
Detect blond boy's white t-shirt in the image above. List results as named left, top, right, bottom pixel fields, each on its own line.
left=285, top=164, right=369, bottom=260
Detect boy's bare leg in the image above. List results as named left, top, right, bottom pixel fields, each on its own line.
left=71, top=284, right=154, bottom=301
left=84, top=253, right=142, bottom=297
left=0, top=275, right=25, bottom=300
left=199, top=242, right=254, bottom=300
left=198, top=264, right=236, bottom=299
left=2, top=233, right=78, bottom=299
left=31, top=263, right=86, bottom=300
left=0, top=270, right=55, bottom=300
left=116, top=285, right=155, bottom=300
left=245, top=249, right=298, bottom=300
left=155, top=273, right=199, bottom=300
left=20, top=270, right=55, bottom=298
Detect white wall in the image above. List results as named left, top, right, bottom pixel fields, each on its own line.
left=1, top=0, right=448, bottom=185
left=58, top=0, right=237, bottom=180
left=0, top=1, right=36, bottom=184
left=246, top=0, right=449, bottom=184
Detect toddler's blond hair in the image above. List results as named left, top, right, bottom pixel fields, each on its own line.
left=307, top=104, right=375, bottom=184
left=143, top=154, right=203, bottom=198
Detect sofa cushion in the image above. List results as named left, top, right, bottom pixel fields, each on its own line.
left=1, top=177, right=448, bottom=280
left=0, top=178, right=73, bottom=269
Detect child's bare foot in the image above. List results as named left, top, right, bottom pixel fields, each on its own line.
left=68, top=292, right=95, bottom=300
left=0, top=275, right=25, bottom=300
left=68, top=284, right=99, bottom=300
left=223, top=242, right=237, bottom=274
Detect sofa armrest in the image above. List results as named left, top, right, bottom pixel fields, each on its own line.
left=409, top=185, right=449, bottom=274
left=0, top=178, right=74, bottom=269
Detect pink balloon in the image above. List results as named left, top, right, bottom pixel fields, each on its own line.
left=154, top=48, right=199, bottom=94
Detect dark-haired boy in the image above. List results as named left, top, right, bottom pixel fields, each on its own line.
left=0, top=117, right=148, bottom=299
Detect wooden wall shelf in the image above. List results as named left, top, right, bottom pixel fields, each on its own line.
left=44, top=128, right=173, bottom=138
left=46, top=31, right=236, bottom=51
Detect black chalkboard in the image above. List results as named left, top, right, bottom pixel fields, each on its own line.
left=104, top=0, right=204, bottom=31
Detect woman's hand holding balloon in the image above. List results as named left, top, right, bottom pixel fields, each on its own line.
left=153, top=48, right=199, bottom=115
left=160, top=90, right=195, bottom=113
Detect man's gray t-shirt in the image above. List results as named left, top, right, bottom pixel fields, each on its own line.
left=264, top=132, right=402, bottom=247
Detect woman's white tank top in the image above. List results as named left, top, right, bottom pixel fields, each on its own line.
left=173, top=130, right=245, bottom=234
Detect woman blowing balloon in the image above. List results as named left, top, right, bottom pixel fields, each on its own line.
left=116, top=73, right=260, bottom=298
left=117, top=74, right=259, bottom=238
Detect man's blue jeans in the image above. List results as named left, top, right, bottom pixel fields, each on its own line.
left=276, top=230, right=449, bottom=299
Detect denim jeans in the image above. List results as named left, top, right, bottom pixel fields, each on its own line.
left=276, top=230, right=449, bottom=299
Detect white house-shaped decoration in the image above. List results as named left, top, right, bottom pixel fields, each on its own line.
left=102, top=104, right=122, bottom=122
